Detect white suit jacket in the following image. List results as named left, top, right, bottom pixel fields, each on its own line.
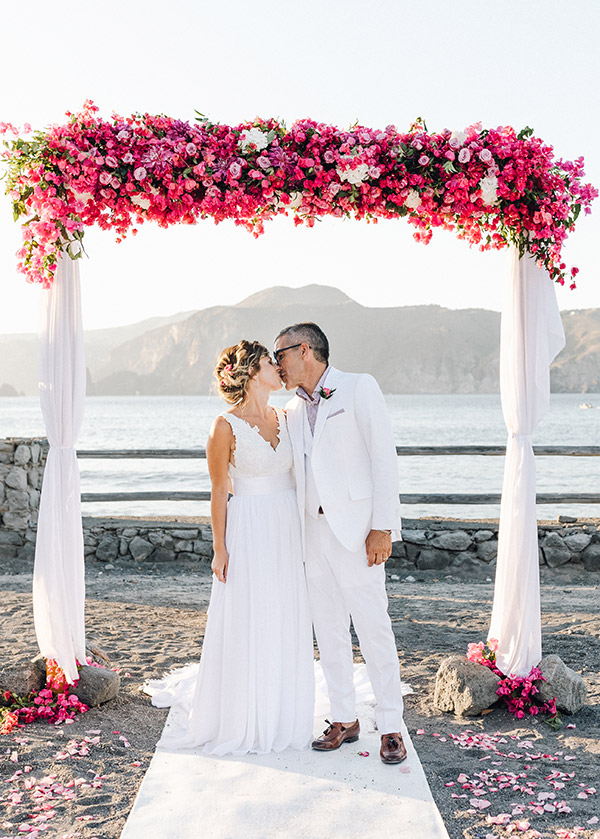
left=286, top=367, right=402, bottom=553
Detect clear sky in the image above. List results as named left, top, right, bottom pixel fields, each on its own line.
left=1, top=0, right=598, bottom=334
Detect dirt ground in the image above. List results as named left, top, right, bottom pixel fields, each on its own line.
left=0, top=559, right=598, bottom=839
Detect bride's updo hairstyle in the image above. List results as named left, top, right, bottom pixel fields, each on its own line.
left=214, top=340, right=270, bottom=405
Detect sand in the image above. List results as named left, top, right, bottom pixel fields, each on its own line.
left=1, top=560, right=599, bottom=839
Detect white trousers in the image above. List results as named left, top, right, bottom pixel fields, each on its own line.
left=305, top=514, right=404, bottom=734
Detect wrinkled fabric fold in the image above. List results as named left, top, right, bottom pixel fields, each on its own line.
left=33, top=254, right=86, bottom=684
left=489, top=249, right=565, bottom=677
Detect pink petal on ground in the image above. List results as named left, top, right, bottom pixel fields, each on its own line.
left=357, top=751, right=369, bottom=757
left=130, top=761, right=142, bottom=767
left=564, top=755, right=577, bottom=761
left=470, top=799, right=491, bottom=809
left=399, top=767, right=411, bottom=774
left=416, top=729, right=425, bottom=735
left=457, top=773, right=469, bottom=783
left=587, top=816, right=599, bottom=824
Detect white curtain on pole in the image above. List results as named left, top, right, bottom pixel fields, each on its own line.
left=33, top=253, right=87, bottom=684
left=489, top=248, right=565, bottom=677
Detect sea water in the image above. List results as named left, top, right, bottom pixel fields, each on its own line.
left=0, top=393, right=598, bottom=521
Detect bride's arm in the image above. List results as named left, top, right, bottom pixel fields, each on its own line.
left=206, top=416, right=234, bottom=582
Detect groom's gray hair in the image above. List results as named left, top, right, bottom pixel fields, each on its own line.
left=276, top=322, right=329, bottom=364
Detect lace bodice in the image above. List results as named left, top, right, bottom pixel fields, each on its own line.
left=221, top=407, right=293, bottom=478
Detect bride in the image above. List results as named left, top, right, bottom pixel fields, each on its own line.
left=148, top=340, right=315, bottom=755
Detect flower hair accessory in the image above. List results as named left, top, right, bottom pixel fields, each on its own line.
left=319, top=386, right=336, bottom=399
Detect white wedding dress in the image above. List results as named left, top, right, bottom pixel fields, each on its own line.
left=147, top=407, right=315, bottom=755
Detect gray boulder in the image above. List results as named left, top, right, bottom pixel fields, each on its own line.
left=563, top=533, right=592, bottom=553
left=150, top=547, right=176, bottom=563
left=474, top=530, right=495, bottom=543
left=70, top=665, right=120, bottom=707
left=536, top=654, right=587, bottom=714
left=581, top=544, right=600, bottom=572
left=430, top=530, right=472, bottom=552
left=401, top=529, right=428, bottom=545
left=95, top=535, right=119, bottom=562
left=434, top=654, right=501, bottom=716
left=416, top=548, right=450, bottom=570
left=129, top=535, right=154, bottom=561
left=477, top=540, right=498, bottom=563
left=542, top=532, right=571, bottom=567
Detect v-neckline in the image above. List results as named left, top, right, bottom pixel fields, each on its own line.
left=231, top=407, right=281, bottom=453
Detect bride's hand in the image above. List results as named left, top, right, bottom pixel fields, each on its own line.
left=211, top=548, right=229, bottom=583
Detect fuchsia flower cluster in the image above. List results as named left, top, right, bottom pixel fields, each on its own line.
left=1, top=102, right=597, bottom=288
left=0, top=658, right=88, bottom=734
left=467, top=640, right=558, bottom=720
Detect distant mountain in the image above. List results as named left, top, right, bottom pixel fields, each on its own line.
left=0, top=310, right=194, bottom=396
left=0, top=287, right=598, bottom=395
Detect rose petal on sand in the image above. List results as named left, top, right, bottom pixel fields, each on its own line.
left=416, top=729, right=425, bottom=735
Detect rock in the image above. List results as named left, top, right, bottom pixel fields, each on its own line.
left=2, top=511, right=30, bottom=530
left=178, top=552, right=197, bottom=562
left=581, top=544, right=600, bottom=572
left=129, top=536, right=154, bottom=561
left=434, top=655, right=501, bottom=716
left=558, top=515, right=577, bottom=524
left=95, top=535, right=119, bottom=563
left=0, top=544, right=19, bottom=560
left=150, top=547, right=176, bottom=563
left=174, top=539, right=193, bottom=553
left=0, top=531, right=22, bottom=545
left=404, top=544, right=421, bottom=564
left=14, top=445, right=31, bottom=466
left=17, top=544, right=35, bottom=562
left=122, top=528, right=139, bottom=538
left=563, top=533, right=592, bottom=553
left=390, top=541, right=407, bottom=559
left=430, top=530, right=472, bottom=551
left=148, top=532, right=175, bottom=548
left=193, top=539, right=213, bottom=557
left=416, top=548, right=450, bottom=570
left=401, top=529, right=428, bottom=545
left=84, top=545, right=96, bottom=556
left=171, top=529, right=199, bottom=539
left=200, top=526, right=213, bottom=541
left=449, top=551, right=479, bottom=568
left=27, top=467, right=42, bottom=490
left=0, top=658, right=45, bottom=696
left=474, top=530, right=495, bottom=543
left=536, top=654, right=587, bottom=714
left=5, top=467, right=28, bottom=491
left=70, top=665, right=120, bottom=707
left=542, top=532, right=571, bottom=568
left=7, top=489, right=30, bottom=513
left=31, top=443, right=41, bottom=464
left=477, top=540, right=498, bottom=563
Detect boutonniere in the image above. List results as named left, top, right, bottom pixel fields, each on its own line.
left=319, top=386, right=336, bottom=400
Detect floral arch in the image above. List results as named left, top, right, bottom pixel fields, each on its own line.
left=2, top=100, right=596, bottom=288
left=1, top=103, right=597, bottom=686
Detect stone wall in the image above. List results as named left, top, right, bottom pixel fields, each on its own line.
left=1, top=437, right=599, bottom=572
left=0, top=439, right=48, bottom=563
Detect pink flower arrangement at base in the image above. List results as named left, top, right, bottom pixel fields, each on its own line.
left=466, top=639, right=558, bottom=720
left=0, top=658, right=89, bottom=734
left=1, top=104, right=596, bottom=288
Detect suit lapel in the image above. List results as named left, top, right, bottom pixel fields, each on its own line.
left=312, top=367, right=342, bottom=448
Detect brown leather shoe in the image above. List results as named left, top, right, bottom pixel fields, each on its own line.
left=380, top=732, right=407, bottom=764
left=312, top=719, right=360, bottom=751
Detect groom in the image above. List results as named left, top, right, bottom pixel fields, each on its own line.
left=274, top=322, right=406, bottom=764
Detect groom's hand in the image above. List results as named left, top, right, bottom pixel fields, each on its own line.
left=366, top=530, right=392, bottom=566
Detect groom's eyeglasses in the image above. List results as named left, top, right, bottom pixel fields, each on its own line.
left=273, top=343, right=308, bottom=365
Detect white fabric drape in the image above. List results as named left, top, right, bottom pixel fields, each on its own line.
left=33, top=253, right=87, bottom=684
left=489, top=249, right=565, bottom=677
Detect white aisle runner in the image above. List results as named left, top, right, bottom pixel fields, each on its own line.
left=121, top=667, right=449, bottom=839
